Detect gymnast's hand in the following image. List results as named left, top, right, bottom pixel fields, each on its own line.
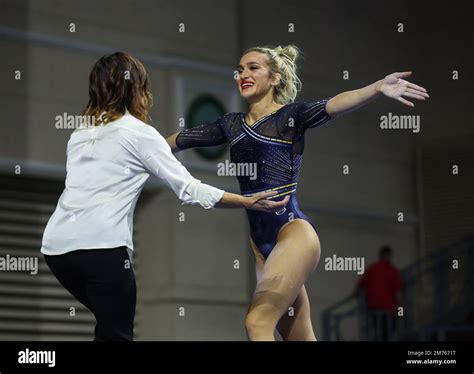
left=378, top=71, right=429, bottom=107
left=243, top=191, right=290, bottom=213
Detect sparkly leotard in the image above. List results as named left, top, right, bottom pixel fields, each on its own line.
left=176, top=98, right=332, bottom=258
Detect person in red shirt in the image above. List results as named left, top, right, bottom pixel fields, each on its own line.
left=355, top=245, right=402, bottom=340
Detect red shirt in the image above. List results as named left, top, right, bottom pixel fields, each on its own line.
left=357, top=259, right=402, bottom=313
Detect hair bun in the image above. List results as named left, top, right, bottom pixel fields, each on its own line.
left=276, top=45, right=299, bottom=62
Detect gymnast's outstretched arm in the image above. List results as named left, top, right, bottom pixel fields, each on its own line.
left=166, top=120, right=227, bottom=153
left=325, top=72, right=429, bottom=118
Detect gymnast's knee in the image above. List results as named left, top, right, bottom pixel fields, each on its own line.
left=245, top=309, right=271, bottom=336
left=245, top=301, right=280, bottom=336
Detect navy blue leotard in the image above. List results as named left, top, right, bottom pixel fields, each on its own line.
left=176, top=99, right=333, bottom=258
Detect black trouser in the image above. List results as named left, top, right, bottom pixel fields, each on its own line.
left=44, top=247, right=136, bottom=341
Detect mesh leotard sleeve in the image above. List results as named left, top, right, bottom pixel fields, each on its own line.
left=293, top=98, right=333, bottom=132
left=176, top=116, right=228, bottom=150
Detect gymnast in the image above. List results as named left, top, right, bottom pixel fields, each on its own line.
left=167, top=45, right=428, bottom=341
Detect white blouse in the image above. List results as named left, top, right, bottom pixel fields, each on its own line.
left=40, top=113, right=224, bottom=256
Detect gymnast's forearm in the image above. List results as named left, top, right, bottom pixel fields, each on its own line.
left=326, top=80, right=383, bottom=117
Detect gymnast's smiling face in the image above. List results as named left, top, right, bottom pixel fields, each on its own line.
left=236, top=51, right=281, bottom=104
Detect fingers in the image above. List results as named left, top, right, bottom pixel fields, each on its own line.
left=266, top=195, right=290, bottom=207
left=395, top=71, right=412, bottom=78
left=256, top=194, right=290, bottom=212
left=396, top=73, right=429, bottom=95
left=406, top=87, right=429, bottom=98
left=397, top=96, right=414, bottom=107
left=254, top=190, right=278, bottom=200
left=407, top=81, right=428, bottom=93
left=264, top=197, right=289, bottom=212
left=403, top=90, right=428, bottom=101
left=280, top=195, right=290, bottom=205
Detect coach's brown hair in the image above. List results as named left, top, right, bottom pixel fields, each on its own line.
left=83, top=52, right=153, bottom=125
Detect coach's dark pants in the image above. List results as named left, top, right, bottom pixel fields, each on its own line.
left=44, top=247, right=136, bottom=341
